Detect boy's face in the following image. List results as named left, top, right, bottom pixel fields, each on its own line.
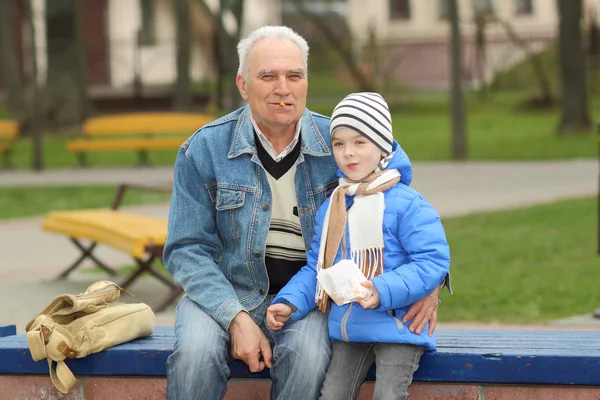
left=331, top=128, right=385, bottom=181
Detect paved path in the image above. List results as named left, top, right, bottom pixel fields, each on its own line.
left=0, top=159, right=597, bottom=332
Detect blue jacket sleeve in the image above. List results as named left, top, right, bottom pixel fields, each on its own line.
left=272, top=198, right=330, bottom=322
left=372, top=196, right=450, bottom=311
left=163, top=145, right=245, bottom=332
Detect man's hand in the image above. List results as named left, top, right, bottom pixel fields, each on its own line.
left=402, top=286, right=440, bottom=336
left=229, top=312, right=272, bottom=373
left=266, top=303, right=294, bottom=330
left=357, top=280, right=380, bottom=309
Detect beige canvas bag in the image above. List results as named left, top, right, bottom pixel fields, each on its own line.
left=25, top=281, right=155, bottom=394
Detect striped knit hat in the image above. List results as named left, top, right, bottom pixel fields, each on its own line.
left=330, top=92, right=393, bottom=155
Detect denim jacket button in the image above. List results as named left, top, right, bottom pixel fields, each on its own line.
left=254, top=252, right=261, bottom=258
left=259, top=288, right=265, bottom=295
left=262, top=204, right=270, bottom=211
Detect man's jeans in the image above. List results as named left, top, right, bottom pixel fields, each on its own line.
left=166, top=295, right=332, bottom=400
left=320, top=340, right=424, bottom=400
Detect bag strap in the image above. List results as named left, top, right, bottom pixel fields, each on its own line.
left=27, top=327, right=77, bottom=394
left=49, top=359, right=77, bottom=394
left=27, top=329, right=48, bottom=361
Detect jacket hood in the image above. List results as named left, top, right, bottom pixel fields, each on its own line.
left=336, top=140, right=412, bottom=186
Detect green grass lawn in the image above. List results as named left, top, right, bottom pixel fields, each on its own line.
left=0, top=186, right=171, bottom=220
left=97, top=196, right=599, bottom=324
left=14, top=185, right=593, bottom=324
left=438, top=196, right=600, bottom=323
left=8, top=97, right=596, bottom=169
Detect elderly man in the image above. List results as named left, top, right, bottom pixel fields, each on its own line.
left=164, top=26, right=442, bottom=400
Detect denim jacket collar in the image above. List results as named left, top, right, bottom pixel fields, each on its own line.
left=228, top=105, right=332, bottom=159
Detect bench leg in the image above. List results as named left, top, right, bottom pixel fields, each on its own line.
left=120, top=254, right=176, bottom=289
left=55, top=239, right=118, bottom=280
left=137, top=150, right=149, bottom=166
left=154, top=287, right=183, bottom=312
left=120, top=254, right=182, bottom=312
left=2, top=150, right=12, bottom=169
left=75, top=152, right=87, bottom=167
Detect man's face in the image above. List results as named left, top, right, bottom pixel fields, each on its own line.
left=236, top=38, right=308, bottom=135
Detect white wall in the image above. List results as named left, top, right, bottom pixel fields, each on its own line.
left=347, top=0, right=564, bottom=45
left=107, top=0, right=281, bottom=89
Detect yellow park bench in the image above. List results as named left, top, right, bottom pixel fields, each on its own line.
left=0, top=120, right=20, bottom=168
left=68, top=112, right=215, bottom=166
left=41, top=183, right=182, bottom=312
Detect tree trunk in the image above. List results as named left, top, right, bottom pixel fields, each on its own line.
left=25, top=0, right=44, bottom=170
left=556, top=0, right=591, bottom=134
left=73, top=0, right=90, bottom=120
left=449, top=0, right=467, bottom=160
left=497, top=18, right=553, bottom=105
left=174, top=0, right=192, bottom=111
left=474, top=11, right=487, bottom=99
left=194, top=0, right=244, bottom=111
left=0, top=0, right=24, bottom=119
left=45, top=0, right=86, bottom=127
left=292, top=0, right=372, bottom=92
left=228, top=0, right=244, bottom=110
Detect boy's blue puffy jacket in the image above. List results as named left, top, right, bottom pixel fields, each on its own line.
left=273, top=141, right=450, bottom=350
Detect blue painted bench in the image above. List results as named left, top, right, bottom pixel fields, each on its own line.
left=1, top=325, right=600, bottom=385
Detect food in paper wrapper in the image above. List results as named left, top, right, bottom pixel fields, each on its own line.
left=317, top=259, right=372, bottom=306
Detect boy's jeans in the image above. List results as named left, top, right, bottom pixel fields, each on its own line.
left=166, top=295, right=332, bottom=400
left=320, top=340, right=424, bottom=400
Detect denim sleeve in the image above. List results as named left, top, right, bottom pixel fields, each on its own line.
left=372, top=197, right=450, bottom=311
left=164, top=147, right=245, bottom=331
left=272, top=198, right=330, bottom=322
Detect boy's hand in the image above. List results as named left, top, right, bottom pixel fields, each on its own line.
left=266, top=303, right=294, bottom=330
left=357, top=280, right=380, bottom=309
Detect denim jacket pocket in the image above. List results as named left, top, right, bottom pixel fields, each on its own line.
left=215, top=188, right=246, bottom=240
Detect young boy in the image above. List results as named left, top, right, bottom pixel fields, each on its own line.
left=266, top=92, right=450, bottom=399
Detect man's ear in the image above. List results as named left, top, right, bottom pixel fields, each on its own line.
left=236, top=75, right=248, bottom=100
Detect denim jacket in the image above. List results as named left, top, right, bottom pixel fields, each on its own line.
left=164, top=105, right=339, bottom=331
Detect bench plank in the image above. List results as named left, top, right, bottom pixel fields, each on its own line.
left=0, top=120, right=19, bottom=139
left=82, top=113, right=214, bottom=136
left=0, top=325, right=16, bottom=338
left=68, top=138, right=186, bottom=152
left=67, top=112, right=214, bottom=165
left=42, top=210, right=167, bottom=259
left=1, top=327, right=599, bottom=385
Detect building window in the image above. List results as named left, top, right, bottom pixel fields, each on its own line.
left=389, top=0, right=411, bottom=20
left=474, top=0, right=494, bottom=16
left=515, top=0, right=533, bottom=15
left=139, top=0, right=156, bottom=45
left=439, top=0, right=449, bottom=20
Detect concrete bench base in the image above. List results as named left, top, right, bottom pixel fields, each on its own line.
left=2, top=376, right=600, bottom=400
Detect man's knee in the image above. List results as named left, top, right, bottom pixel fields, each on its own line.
left=170, top=296, right=230, bottom=371
left=277, top=310, right=331, bottom=371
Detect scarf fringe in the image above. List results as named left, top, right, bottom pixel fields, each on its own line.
left=352, top=247, right=384, bottom=280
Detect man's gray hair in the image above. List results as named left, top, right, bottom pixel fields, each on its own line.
left=237, top=26, right=309, bottom=79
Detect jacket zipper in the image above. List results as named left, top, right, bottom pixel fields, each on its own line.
left=389, top=310, right=404, bottom=330
left=341, top=303, right=352, bottom=342
left=340, top=226, right=351, bottom=341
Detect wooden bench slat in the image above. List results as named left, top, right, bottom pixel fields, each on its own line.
left=42, top=210, right=167, bottom=259
left=0, top=120, right=19, bottom=139
left=82, top=113, right=213, bottom=136
left=68, top=138, right=186, bottom=152
left=0, top=143, right=15, bottom=152
left=2, top=327, right=600, bottom=385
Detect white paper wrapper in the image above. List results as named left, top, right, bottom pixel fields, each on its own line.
left=317, top=259, right=373, bottom=306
